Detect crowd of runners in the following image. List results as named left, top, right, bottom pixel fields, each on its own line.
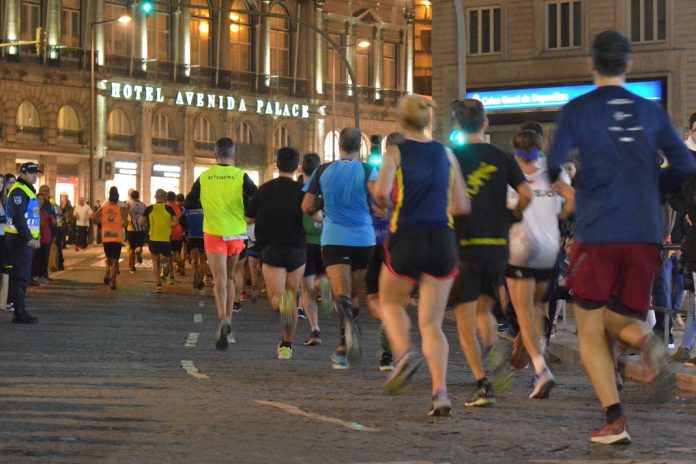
left=6, top=30, right=696, bottom=447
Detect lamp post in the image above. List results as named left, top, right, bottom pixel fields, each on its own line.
left=89, top=15, right=131, bottom=208
left=331, top=40, right=370, bottom=160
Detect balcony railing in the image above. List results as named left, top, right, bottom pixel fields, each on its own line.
left=323, top=82, right=406, bottom=105
left=107, top=133, right=136, bottom=151
left=16, top=126, right=44, bottom=141
left=152, top=137, right=180, bottom=153
left=57, top=129, right=83, bottom=145
left=194, top=141, right=216, bottom=152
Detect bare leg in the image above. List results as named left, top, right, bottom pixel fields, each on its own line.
left=301, top=274, right=320, bottom=331
left=225, top=254, right=239, bottom=319
left=152, top=254, right=161, bottom=286
left=476, top=295, right=497, bottom=348
left=207, top=252, right=230, bottom=321
left=235, top=257, right=247, bottom=304
left=378, top=265, right=415, bottom=360
left=454, top=300, right=486, bottom=381
left=417, top=275, right=454, bottom=395
left=508, top=278, right=548, bottom=374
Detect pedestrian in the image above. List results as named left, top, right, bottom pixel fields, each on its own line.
left=302, top=128, right=377, bottom=369
left=5, top=162, right=42, bottom=323
left=181, top=195, right=206, bottom=292
left=31, top=193, right=53, bottom=284
left=62, top=198, right=74, bottom=247
left=185, top=137, right=258, bottom=350
left=547, top=30, right=696, bottom=445
left=0, top=175, right=9, bottom=310
left=448, top=98, right=533, bottom=407
left=39, top=185, right=64, bottom=271
left=94, top=199, right=102, bottom=245
left=141, top=189, right=177, bottom=293
left=247, top=147, right=307, bottom=359
left=126, top=190, right=146, bottom=273
left=93, top=187, right=128, bottom=289
left=166, top=191, right=184, bottom=283
left=375, top=95, right=469, bottom=416
left=74, top=197, right=92, bottom=250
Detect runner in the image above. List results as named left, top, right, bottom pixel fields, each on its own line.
left=93, top=187, right=128, bottom=290
left=547, top=31, right=695, bottom=445
left=167, top=191, right=184, bottom=284
left=506, top=129, right=575, bottom=398
left=246, top=223, right=261, bottom=302
left=176, top=193, right=187, bottom=276
left=375, top=96, right=469, bottom=416
left=181, top=198, right=206, bottom=292
left=185, top=137, right=257, bottom=350
left=298, top=152, right=330, bottom=347
left=302, top=128, right=377, bottom=368
left=247, top=147, right=306, bottom=359
left=140, top=189, right=177, bottom=293
left=449, top=98, right=533, bottom=407
left=126, top=190, right=146, bottom=273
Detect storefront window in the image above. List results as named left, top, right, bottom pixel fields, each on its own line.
left=190, top=0, right=210, bottom=68
left=270, top=4, right=290, bottom=77
left=105, top=161, right=138, bottom=202
left=230, top=0, right=251, bottom=73
left=57, top=105, right=81, bottom=144
left=150, top=163, right=181, bottom=203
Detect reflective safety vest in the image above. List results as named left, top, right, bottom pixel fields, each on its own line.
left=199, top=164, right=246, bottom=237
left=5, top=182, right=40, bottom=239
left=101, top=203, right=124, bottom=243
left=49, top=197, right=63, bottom=227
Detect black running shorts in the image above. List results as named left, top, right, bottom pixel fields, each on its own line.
left=365, top=244, right=385, bottom=294
left=148, top=240, right=171, bottom=257
left=449, top=259, right=507, bottom=305
left=262, top=244, right=306, bottom=272
left=385, top=228, right=458, bottom=283
left=304, top=243, right=326, bottom=277
left=322, top=245, right=374, bottom=271
left=188, top=237, right=205, bottom=252
left=103, top=242, right=123, bottom=260
left=127, top=230, right=146, bottom=249
left=506, top=265, right=554, bottom=282
left=171, top=240, right=183, bottom=254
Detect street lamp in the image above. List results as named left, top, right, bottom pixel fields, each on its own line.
left=331, top=40, right=370, bottom=160
left=89, top=15, right=131, bottom=208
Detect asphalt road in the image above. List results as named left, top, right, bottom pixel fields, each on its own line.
left=1, top=247, right=695, bottom=464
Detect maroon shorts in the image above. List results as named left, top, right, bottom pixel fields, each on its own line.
left=567, top=242, right=660, bottom=319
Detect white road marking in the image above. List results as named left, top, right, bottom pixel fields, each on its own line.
left=184, top=332, right=199, bottom=347
left=254, top=400, right=379, bottom=432
left=180, top=360, right=209, bottom=379
left=193, top=313, right=203, bottom=323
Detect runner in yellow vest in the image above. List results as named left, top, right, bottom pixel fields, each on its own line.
left=140, top=189, right=177, bottom=293
left=93, top=187, right=128, bottom=290
left=185, top=137, right=257, bottom=350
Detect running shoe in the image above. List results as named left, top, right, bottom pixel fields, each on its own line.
left=5, top=302, right=14, bottom=312
left=465, top=380, right=496, bottom=407
left=641, top=334, right=677, bottom=402
left=155, top=283, right=162, bottom=293
left=330, top=350, right=349, bottom=370
left=318, top=280, right=332, bottom=315
left=162, top=260, right=170, bottom=278
left=103, top=275, right=110, bottom=285
left=215, top=320, right=231, bottom=350
left=335, top=296, right=361, bottom=365
left=384, top=351, right=421, bottom=394
left=109, top=280, right=117, bottom=290
left=130, top=265, right=136, bottom=274
left=279, top=290, right=295, bottom=331
left=277, top=344, right=293, bottom=360
left=297, top=307, right=307, bottom=320
left=304, top=330, right=322, bottom=346
left=671, top=347, right=691, bottom=362
left=590, top=416, right=631, bottom=445
left=529, top=367, right=556, bottom=399
left=168, top=276, right=175, bottom=285
left=233, top=302, right=242, bottom=313
left=227, top=331, right=237, bottom=344
left=379, top=351, right=395, bottom=371
left=428, top=390, right=452, bottom=417
left=685, top=356, right=696, bottom=367
left=192, top=272, right=200, bottom=291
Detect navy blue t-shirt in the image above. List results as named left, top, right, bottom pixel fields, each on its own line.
left=547, top=85, right=696, bottom=244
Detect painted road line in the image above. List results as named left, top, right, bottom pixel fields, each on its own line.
left=180, top=360, right=209, bottom=379
left=184, top=332, right=200, bottom=347
left=193, top=313, right=203, bottom=323
left=254, top=400, right=379, bottom=432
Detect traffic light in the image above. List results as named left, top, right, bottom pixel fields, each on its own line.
left=141, top=1, right=154, bottom=16
left=35, top=27, right=42, bottom=55
left=369, top=135, right=382, bottom=167
left=449, top=129, right=465, bottom=146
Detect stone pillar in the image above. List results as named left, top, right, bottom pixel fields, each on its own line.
left=95, top=0, right=105, bottom=66
left=314, top=0, right=325, bottom=95
left=43, top=157, right=58, bottom=192
left=404, top=8, right=415, bottom=94
left=135, top=2, right=148, bottom=73
left=182, top=109, right=195, bottom=192
left=260, top=0, right=271, bottom=88
left=46, top=0, right=61, bottom=62
left=373, top=27, right=383, bottom=101
left=141, top=105, right=153, bottom=202
left=4, top=0, right=20, bottom=57
left=217, top=0, right=231, bottom=86
left=179, top=6, right=191, bottom=78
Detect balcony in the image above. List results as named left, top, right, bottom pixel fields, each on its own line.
left=323, top=83, right=406, bottom=106
left=194, top=141, right=216, bottom=153
left=57, top=129, right=84, bottom=145
left=152, top=137, right=180, bottom=153
left=107, top=133, right=136, bottom=151
left=16, top=126, right=44, bottom=141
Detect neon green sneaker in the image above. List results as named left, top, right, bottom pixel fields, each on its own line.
left=277, top=344, right=293, bottom=360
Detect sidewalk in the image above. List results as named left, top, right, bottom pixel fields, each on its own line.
left=548, top=304, right=696, bottom=394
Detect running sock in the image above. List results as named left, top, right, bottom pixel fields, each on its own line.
left=605, top=403, right=623, bottom=424
left=532, top=355, right=547, bottom=375
left=280, top=341, right=292, bottom=348
left=225, top=317, right=232, bottom=326
left=477, top=377, right=488, bottom=389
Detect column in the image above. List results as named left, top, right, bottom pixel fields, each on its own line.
left=314, top=0, right=325, bottom=95
left=4, top=0, right=19, bottom=57
left=373, top=27, right=383, bottom=101
left=46, top=0, right=60, bottom=62
left=182, top=110, right=195, bottom=192
left=135, top=1, right=148, bottom=73
left=95, top=0, right=105, bottom=66
left=404, top=8, right=415, bottom=94
left=261, top=0, right=271, bottom=88
left=345, top=18, right=356, bottom=96
left=140, top=105, right=153, bottom=202
left=179, top=6, right=191, bottom=79
left=217, top=0, right=231, bottom=86
left=44, top=157, right=58, bottom=192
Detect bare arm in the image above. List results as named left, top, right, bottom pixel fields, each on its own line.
left=446, top=149, right=470, bottom=216
left=512, top=182, right=533, bottom=221
left=374, top=144, right=400, bottom=209
left=554, top=179, right=575, bottom=221
left=301, top=193, right=321, bottom=215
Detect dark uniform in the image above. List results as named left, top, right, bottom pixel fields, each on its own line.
left=6, top=163, right=41, bottom=323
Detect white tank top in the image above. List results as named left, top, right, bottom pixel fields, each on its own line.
left=507, top=168, right=570, bottom=269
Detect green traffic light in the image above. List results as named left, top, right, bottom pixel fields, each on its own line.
left=449, top=130, right=465, bottom=146
left=141, top=1, right=154, bottom=14
left=369, top=154, right=381, bottom=167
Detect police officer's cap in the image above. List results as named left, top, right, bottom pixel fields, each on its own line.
left=19, top=162, right=42, bottom=174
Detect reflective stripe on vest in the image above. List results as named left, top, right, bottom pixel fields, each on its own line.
left=4, top=183, right=40, bottom=238
left=101, top=203, right=124, bottom=243
left=199, top=165, right=246, bottom=237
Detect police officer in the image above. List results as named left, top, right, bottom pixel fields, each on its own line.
left=6, top=162, right=42, bottom=323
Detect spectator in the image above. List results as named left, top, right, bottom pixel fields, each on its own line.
left=62, top=199, right=74, bottom=247
left=31, top=193, right=53, bottom=284
left=74, top=197, right=92, bottom=250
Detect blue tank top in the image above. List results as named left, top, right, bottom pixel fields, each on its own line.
left=390, top=139, right=453, bottom=233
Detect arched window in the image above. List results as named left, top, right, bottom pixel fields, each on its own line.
left=273, top=125, right=292, bottom=151
left=270, top=4, right=290, bottom=77
left=57, top=105, right=81, bottom=143
left=230, top=0, right=251, bottom=73
left=190, top=0, right=210, bottom=68
left=237, top=120, right=255, bottom=144
left=323, top=130, right=339, bottom=162
left=16, top=101, right=42, bottom=139
left=152, top=113, right=177, bottom=151
left=106, top=109, right=131, bottom=136
left=194, top=117, right=215, bottom=151
left=147, top=9, right=170, bottom=62
left=105, top=1, right=128, bottom=57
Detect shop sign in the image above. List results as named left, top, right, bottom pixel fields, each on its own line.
left=467, top=80, right=663, bottom=112
left=108, top=81, right=312, bottom=119
left=152, top=163, right=181, bottom=179
left=115, top=161, right=138, bottom=176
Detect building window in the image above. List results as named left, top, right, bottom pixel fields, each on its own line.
left=237, top=121, right=255, bottom=144
left=270, top=4, right=290, bottom=77
left=273, top=125, right=292, bottom=151
left=16, top=101, right=42, bottom=140
left=415, top=2, right=433, bottom=95
left=356, top=42, right=369, bottom=86
left=546, top=1, right=581, bottom=49
left=105, top=2, right=128, bottom=57
left=630, top=0, right=666, bottom=43
left=323, top=130, right=339, bottom=162
left=230, top=0, right=251, bottom=73
left=468, top=6, right=501, bottom=55
left=383, top=43, right=397, bottom=90
left=57, top=105, right=81, bottom=143
left=107, top=109, right=133, bottom=149
left=61, top=0, right=80, bottom=48
left=20, top=0, right=41, bottom=42
left=326, top=33, right=343, bottom=84
left=190, top=0, right=210, bottom=68
left=194, top=117, right=215, bottom=151
left=148, top=11, right=170, bottom=63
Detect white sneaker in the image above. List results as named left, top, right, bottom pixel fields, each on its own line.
left=227, top=331, right=237, bottom=344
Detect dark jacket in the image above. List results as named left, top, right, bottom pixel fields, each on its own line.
left=7, top=178, right=37, bottom=242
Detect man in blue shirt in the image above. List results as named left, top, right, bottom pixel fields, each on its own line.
left=302, top=127, right=377, bottom=369
left=547, top=31, right=696, bottom=446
